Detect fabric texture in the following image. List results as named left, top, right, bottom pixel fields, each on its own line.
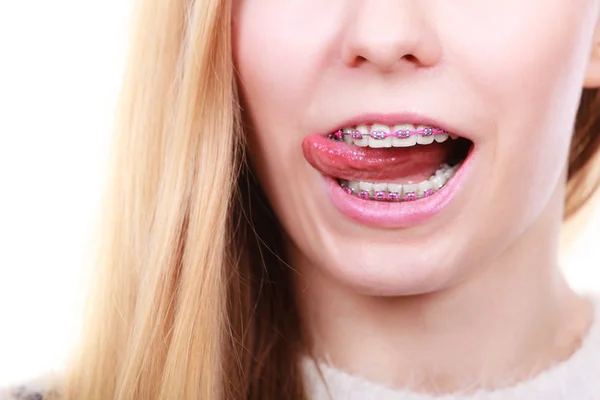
left=303, top=296, right=600, bottom=400
left=0, top=373, right=61, bottom=400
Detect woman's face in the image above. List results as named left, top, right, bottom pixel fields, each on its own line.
left=234, top=1, right=600, bottom=295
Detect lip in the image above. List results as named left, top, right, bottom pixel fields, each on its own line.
left=306, top=112, right=474, bottom=229
left=321, top=112, right=470, bottom=140
left=321, top=147, right=474, bottom=228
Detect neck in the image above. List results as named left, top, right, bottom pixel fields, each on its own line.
left=292, top=186, right=592, bottom=394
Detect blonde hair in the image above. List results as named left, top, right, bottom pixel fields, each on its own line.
left=60, top=0, right=600, bottom=398
left=64, top=0, right=241, bottom=397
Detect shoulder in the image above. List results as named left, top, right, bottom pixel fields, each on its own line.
left=0, top=374, right=62, bottom=400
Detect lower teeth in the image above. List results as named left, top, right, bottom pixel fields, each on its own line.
left=339, top=163, right=460, bottom=202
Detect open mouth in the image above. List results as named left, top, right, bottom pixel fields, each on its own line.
left=304, top=123, right=474, bottom=203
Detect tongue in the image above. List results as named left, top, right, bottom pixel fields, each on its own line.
left=302, top=134, right=450, bottom=183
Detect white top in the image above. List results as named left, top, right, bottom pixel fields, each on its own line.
left=303, top=296, right=600, bottom=400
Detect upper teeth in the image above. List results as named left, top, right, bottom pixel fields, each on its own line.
left=338, top=124, right=458, bottom=148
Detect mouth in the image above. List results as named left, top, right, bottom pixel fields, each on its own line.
left=302, top=119, right=475, bottom=227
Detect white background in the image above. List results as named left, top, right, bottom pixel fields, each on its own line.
left=0, top=0, right=599, bottom=388
left=0, top=0, right=132, bottom=386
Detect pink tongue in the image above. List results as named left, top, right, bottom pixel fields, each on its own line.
left=302, top=134, right=450, bottom=183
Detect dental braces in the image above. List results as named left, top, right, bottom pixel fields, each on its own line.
left=329, top=128, right=447, bottom=141
left=341, top=183, right=437, bottom=202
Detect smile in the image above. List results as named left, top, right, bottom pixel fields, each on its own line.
left=302, top=117, right=475, bottom=227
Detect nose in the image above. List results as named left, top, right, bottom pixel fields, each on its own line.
left=341, top=0, right=442, bottom=72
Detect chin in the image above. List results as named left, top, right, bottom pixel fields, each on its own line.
left=296, top=220, right=476, bottom=297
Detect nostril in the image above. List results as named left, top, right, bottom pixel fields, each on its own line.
left=347, top=50, right=426, bottom=70
left=353, top=55, right=368, bottom=66
left=403, top=54, right=418, bottom=64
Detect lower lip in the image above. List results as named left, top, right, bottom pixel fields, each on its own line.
left=322, top=149, right=475, bottom=229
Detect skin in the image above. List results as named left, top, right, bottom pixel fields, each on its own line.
left=234, top=0, right=600, bottom=393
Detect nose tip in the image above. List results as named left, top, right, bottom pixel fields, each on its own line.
left=342, top=3, right=442, bottom=72
left=348, top=42, right=433, bottom=71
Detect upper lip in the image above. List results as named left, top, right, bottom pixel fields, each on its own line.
left=321, top=112, right=471, bottom=140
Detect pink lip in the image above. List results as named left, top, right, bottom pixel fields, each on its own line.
left=323, top=149, right=474, bottom=228
left=306, top=112, right=474, bottom=229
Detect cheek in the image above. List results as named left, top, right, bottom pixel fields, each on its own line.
left=447, top=1, right=593, bottom=135
left=233, top=1, right=339, bottom=127
left=444, top=1, right=596, bottom=215
left=233, top=1, right=342, bottom=216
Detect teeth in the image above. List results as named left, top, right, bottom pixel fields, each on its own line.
left=445, top=164, right=459, bottom=179
left=353, top=125, right=369, bottom=147
left=348, top=180, right=360, bottom=193
left=369, top=124, right=392, bottom=148
left=373, top=182, right=388, bottom=193
left=434, top=133, right=449, bottom=143
left=359, top=181, right=374, bottom=194
left=335, top=123, right=454, bottom=149
left=428, top=178, right=438, bottom=190
left=387, top=183, right=402, bottom=194
left=429, top=175, right=442, bottom=190
left=417, top=180, right=433, bottom=195
left=416, top=125, right=435, bottom=145
left=402, top=183, right=418, bottom=195
left=343, top=128, right=354, bottom=145
left=392, top=124, right=417, bottom=147
left=416, top=135, right=435, bottom=145
left=342, top=162, right=461, bottom=201
left=435, top=169, right=448, bottom=188
left=393, top=135, right=418, bottom=147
